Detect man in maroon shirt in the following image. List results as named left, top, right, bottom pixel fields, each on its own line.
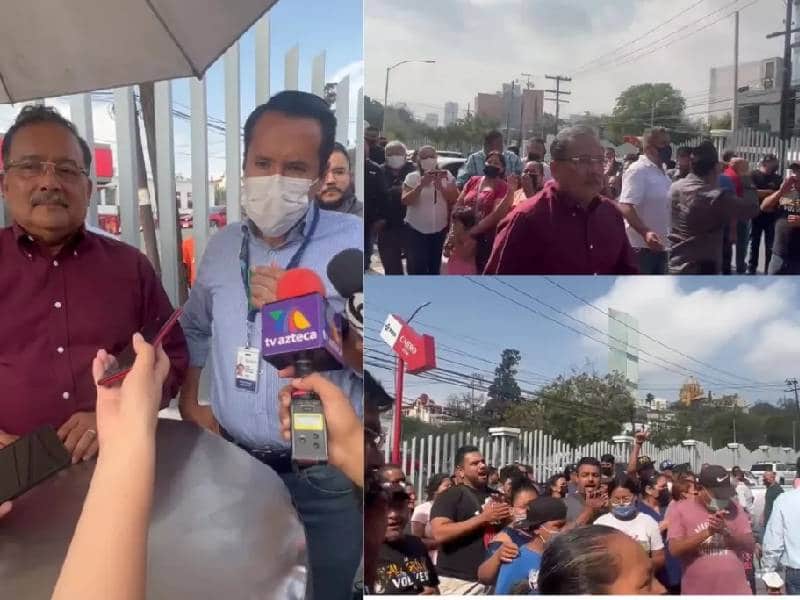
left=0, top=105, right=187, bottom=463
left=484, top=125, right=638, bottom=275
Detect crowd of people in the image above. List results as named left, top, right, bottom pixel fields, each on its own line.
left=0, top=92, right=366, bottom=600
left=364, top=124, right=800, bottom=275
left=364, top=425, right=800, bottom=596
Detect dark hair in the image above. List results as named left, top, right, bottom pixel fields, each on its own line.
left=2, top=104, right=92, bottom=170
left=242, top=90, right=336, bottom=176
left=484, top=130, right=503, bottom=147
left=329, top=141, right=351, bottom=170
left=486, top=150, right=507, bottom=168
left=425, top=473, right=451, bottom=501
left=672, top=474, right=696, bottom=502
left=577, top=457, right=601, bottom=471
left=499, top=464, right=524, bottom=485
left=722, top=149, right=737, bottom=163
left=538, top=525, right=625, bottom=594
left=690, top=141, right=719, bottom=177
left=600, top=454, right=615, bottom=464
left=547, top=473, right=565, bottom=495
left=607, top=475, right=640, bottom=496
left=455, top=445, right=481, bottom=467
left=451, top=206, right=477, bottom=229
left=510, top=479, right=539, bottom=504
left=507, top=145, right=520, bottom=156
left=676, top=146, right=692, bottom=158
left=378, top=463, right=404, bottom=482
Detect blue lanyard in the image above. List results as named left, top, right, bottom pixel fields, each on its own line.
left=239, top=203, right=320, bottom=326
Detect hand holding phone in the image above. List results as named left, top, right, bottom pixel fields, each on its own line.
left=0, top=426, right=71, bottom=504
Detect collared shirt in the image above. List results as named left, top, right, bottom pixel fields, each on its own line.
left=668, top=174, right=760, bottom=274
left=180, top=209, right=363, bottom=450
left=0, top=224, right=188, bottom=435
left=484, top=180, right=638, bottom=275
left=318, top=192, right=364, bottom=218
left=456, top=150, right=523, bottom=188
left=762, top=488, right=800, bottom=572
left=620, top=155, right=672, bottom=248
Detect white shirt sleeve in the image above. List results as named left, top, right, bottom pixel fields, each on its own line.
left=411, top=502, right=431, bottom=525
left=404, top=171, right=420, bottom=188
left=645, top=515, right=664, bottom=552
left=619, top=166, right=646, bottom=207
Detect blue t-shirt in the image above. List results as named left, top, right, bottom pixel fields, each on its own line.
left=486, top=526, right=532, bottom=558
left=495, top=547, right=542, bottom=595
left=637, top=500, right=682, bottom=587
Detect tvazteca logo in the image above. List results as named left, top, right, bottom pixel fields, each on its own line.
left=269, top=308, right=312, bottom=333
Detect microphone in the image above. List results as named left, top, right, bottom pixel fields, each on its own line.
left=327, top=248, right=363, bottom=336
left=261, top=268, right=344, bottom=464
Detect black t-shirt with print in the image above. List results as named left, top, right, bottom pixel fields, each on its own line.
left=372, top=535, right=439, bottom=595
left=752, top=170, right=783, bottom=225
left=773, top=191, right=800, bottom=258
left=429, top=484, right=492, bottom=581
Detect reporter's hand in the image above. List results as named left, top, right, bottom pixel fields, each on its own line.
left=497, top=541, right=519, bottom=563
left=277, top=369, right=363, bottom=485
left=179, top=403, right=220, bottom=435
left=0, top=501, right=11, bottom=519
left=92, top=333, right=170, bottom=452
left=57, top=411, right=99, bottom=465
left=644, top=231, right=665, bottom=252
left=250, top=264, right=285, bottom=310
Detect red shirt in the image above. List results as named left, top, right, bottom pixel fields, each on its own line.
left=723, top=166, right=743, bottom=196
left=0, top=224, right=188, bottom=435
left=484, top=180, right=639, bottom=275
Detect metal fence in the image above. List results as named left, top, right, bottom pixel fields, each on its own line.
left=673, top=127, right=800, bottom=170
left=0, top=13, right=364, bottom=306
left=388, top=428, right=800, bottom=502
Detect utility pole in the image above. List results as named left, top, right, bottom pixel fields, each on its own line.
left=545, top=75, right=572, bottom=136
left=787, top=378, right=800, bottom=450
left=505, top=80, right=516, bottom=146
left=766, top=1, right=798, bottom=140
left=733, top=10, right=740, bottom=132
left=519, top=73, right=534, bottom=148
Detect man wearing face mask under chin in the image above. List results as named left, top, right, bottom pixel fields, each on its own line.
left=667, top=465, right=755, bottom=595
left=179, top=90, right=363, bottom=600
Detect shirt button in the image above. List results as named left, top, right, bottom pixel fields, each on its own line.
left=27, top=235, right=34, bottom=242
left=589, top=244, right=594, bottom=250
left=54, top=301, right=62, bottom=308
left=62, top=392, right=70, bottom=400
left=53, top=260, right=59, bottom=267
left=57, top=346, right=64, bottom=354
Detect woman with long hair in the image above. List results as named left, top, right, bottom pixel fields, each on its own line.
left=409, top=473, right=452, bottom=563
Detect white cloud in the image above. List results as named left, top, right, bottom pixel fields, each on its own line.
left=744, top=319, right=800, bottom=379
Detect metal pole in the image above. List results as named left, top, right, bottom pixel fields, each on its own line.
left=392, top=357, right=405, bottom=464
left=506, top=80, right=515, bottom=146
left=554, top=79, right=561, bottom=135
left=733, top=10, right=740, bottom=132
left=383, top=67, right=390, bottom=132
left=781, top=0, right=794, bottom=140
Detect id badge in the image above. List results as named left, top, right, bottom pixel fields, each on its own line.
left=234, top=347, right=260, bottom=392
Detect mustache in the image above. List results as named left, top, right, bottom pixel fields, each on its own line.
left=32, top=192, right=68, bottom=207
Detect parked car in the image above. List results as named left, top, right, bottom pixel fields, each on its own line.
left=749, top=462, right=795, bottom=485
left=209, top=206, right=227, bottom=228
left=438, top=157, right=466, bottom=179
left=179, top=212, right=193, bottom=229
left=436, top=150, right=465, bottom=159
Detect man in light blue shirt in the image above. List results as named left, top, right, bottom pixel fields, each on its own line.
left=762, top=487, right=800, bottom=594
left=179, top=91, right=362, bottom=600
left=456, top=129, right=523, bottom=188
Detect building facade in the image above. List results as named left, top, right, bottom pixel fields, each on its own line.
left=444, top=101, right=459, bottom=126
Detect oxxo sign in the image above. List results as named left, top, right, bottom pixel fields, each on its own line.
left=380, top=314, right=436, bottom=374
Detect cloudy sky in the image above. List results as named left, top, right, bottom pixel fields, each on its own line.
left=365, top=276, right=800, bottom=408
left=366, top=0, right=788, bottom=122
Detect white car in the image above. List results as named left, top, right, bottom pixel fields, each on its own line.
left=749, top=462, right=795, bottom=485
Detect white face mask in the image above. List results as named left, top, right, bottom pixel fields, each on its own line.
left=386, top=155, right=406, bottom=169
left=420, top=157, right=437, bottom=171
left=243, top=175, right=313, bottom=237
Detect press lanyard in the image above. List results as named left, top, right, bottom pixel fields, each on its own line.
left=239, top=203, right=320, bottom=346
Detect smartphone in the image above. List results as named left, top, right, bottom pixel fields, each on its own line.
left=0, top=426, right=71, bottom=503
left=97, top=307, right=182, bottom=387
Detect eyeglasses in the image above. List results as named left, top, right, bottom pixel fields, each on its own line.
left=609, top=499, right=634, bottom=507
left=365, top=427, right=386, bottom=450
left=564, top=156, right=606, bottom=168
left=5, top=159, right=89, bottom=183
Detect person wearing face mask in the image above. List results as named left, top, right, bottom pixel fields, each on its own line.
left=490, top=497, right=567, bottom=594
left=179, top=91, right=363, bottom=600
left=315, top=142, right=362, bottom=217
left=457, top=130, right=523, bottom=189
left=376, top=141, right=415, bottom=275
left=402, top=146, right=459, bottom=275
left=638, top=473, right=682, bottom=595
left=450, top=150, right=516, bottom=273
left=748, top=154, right=783, bottom=274
left=618, top=127, right=674, bottom=275
left=667, top=464, right=755, bottom=595
left=525, top=137, right=553, bottom=182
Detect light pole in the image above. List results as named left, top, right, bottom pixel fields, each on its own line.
left=383, top=59, right=436, bottom=132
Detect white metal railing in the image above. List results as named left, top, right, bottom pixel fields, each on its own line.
left=0, top=13, right=364, bottom=307
left=388, top=428, right=800, bottom=501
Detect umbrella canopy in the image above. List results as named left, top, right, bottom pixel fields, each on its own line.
left=0, top=0, right=278, bottom=103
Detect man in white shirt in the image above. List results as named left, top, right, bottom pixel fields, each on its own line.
left=762, top=487, right=800, bottom=594
left=731, top=466, right=754, bottom=515
left=618, top=127, right=673, bottom=274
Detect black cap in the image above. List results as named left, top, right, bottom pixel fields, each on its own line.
left=365, top=370, right=393, bottom=412
left=699, top=465, right=736, bottom=499
left=637, top=456, right=654, bottom=470
left=518, top=497, right=567, bottom=531
left=659, top=459, right=675, bottom=471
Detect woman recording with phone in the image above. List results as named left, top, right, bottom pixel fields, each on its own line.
left=401, top=145, right=459, bottom=275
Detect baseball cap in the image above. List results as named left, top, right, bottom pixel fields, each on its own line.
left=699, top=465, right=736, bottom=499
left=518, top=496, right=567, bottom=531
left=637, top=456, right=654, bottom=470
left=659, top=459, right=675, bottom=471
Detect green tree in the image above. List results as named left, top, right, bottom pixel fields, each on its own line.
left=607, top=83, right=686, bottom=141
left=486, top=350, right=523, bottom=417
left=535, top=371, right=634, bottom=447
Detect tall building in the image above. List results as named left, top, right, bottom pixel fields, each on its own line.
left=608, top=308, right=639, bottom=397
left=424, top=112, right=439, bottom=128
left=708, top=57, right=784, bottom=132
left=474, top=85, right=544, bottom=142
left=444, top=101, right=459, bottom=126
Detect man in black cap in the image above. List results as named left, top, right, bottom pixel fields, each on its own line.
left=749, top=154, right=783, bottom=273
left=667, top=465, right=754, bottom=595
